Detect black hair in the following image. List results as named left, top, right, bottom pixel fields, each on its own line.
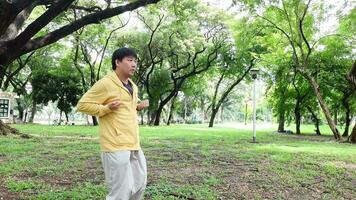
left=111, top=47, right=138, bottom=70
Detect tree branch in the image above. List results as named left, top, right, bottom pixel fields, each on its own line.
left=0, top=2, right=36, bottom=42
left=97, top=16, right=130, bottom=80
left=299, top=0, right=312, bottom=61
left=8, top=0, right=75, bottom=53
left=0, top=0, right=35, bottom=35
left=19, top=0, right=160, bottom=57
left=70, top=5, right=103, bottom=13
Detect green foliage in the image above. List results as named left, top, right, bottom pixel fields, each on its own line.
left=7, top=179, right=39, bottom=192
left=3, top=0, right=355, bottom=128
left=32, top=64, right=81, bottom=115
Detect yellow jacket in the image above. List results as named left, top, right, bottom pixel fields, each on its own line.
left=77, top=72, right=140, bottom=152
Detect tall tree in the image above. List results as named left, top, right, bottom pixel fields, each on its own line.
left=249, top=0, right=350, bottom=140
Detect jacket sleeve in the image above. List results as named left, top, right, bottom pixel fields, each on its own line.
left=76, top=80, right=112, bottom=117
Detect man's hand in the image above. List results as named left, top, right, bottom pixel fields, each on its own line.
left=108, top=101, right=120, bottom=110
left=137, top=100, right=149, bottom=111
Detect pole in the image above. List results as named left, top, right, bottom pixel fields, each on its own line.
left=253, top=78, right=256, bottom=143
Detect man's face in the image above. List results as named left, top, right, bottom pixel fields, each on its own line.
left=115, top=56, right=137, bottom=77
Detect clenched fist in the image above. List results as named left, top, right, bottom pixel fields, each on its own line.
left=137, top=100, right=149, bottom=111
left=108, top=101, right=120, bottom=110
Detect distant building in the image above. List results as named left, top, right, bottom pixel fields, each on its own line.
left=0, top=90, right=17, bottom=123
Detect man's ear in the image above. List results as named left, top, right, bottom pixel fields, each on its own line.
left=115, top=59, right=120, bottom=68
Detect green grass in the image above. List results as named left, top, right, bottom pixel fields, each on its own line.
left=1, top=123, right=355, bottom=199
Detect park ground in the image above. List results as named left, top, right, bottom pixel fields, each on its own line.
left=0, top=123, right=355, bottom=200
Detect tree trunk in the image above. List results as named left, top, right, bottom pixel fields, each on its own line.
left=149, top=110, right=156, bottom=125
left=28, top=100, right=37, bottom=123
left=345, top=61, right=355, bottom=143
left=278, top=110, right=285, bottom=132
left=167, top=95, right=177, bottom=126
left=154, top=104, right=164, bottom=126
left=295, top=99, right=301, bottom=135
left=342, top=111, right=351, bottom=137
left=315, top=119, right=321, bottom=136
left=307, top=106, right=321, bottom=135
left=65, top=112, right=69, bottom=123
left=0, top=120, right=18, bottom=135
left=147, top=110, right=150, bottom=125
left=161, top=107, right=167, bottom=124
left=220, top=103, right=224, bottom=123
left=167, top=106, right=173, bottom=126
left=349, top=123, right=356, bottom=144
left=208, top=108, right=219, bottom=128
left=334, top=109, right=338, bottom=126
left=0, top=120, right=29, bottom=138
left=92, top=115, right=98, bottom=126
left=16, top=99, right=24, bottom=122
left=302, top=73, right=342, bottom=141
left=342, top=95, right=351, bottom=137
left=140, top=112, right=144, bottom=125
left=24, top=110, right=28, bottom=122
left=291, top=68, right=307, bottom=135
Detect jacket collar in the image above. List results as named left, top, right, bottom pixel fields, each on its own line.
left=107, top=71, right=136, bottom=96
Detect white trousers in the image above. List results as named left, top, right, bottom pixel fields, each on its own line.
left=101, top=150, right=147, bottom=200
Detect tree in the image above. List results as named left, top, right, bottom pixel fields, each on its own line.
left=208, top=17, right=265, bottom=127
left=334, top=8, right=356, bottom=138
left=313, top=41, right=354, bottom=137
left=265, top=58, right=295, bottom=133
left=113, top=0, right=226, bottom=125
left=32, top=65, right=81, bottom=123
left=248, top=0, right=349, bottom=140
left=0, top=0, right=160, bottom=135
left=0, top=0, right=160, bottom=89
left=178, top=75, right=210, bottom=124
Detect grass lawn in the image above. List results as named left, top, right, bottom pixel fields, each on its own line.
left=0, top=123, right=355, bottom=200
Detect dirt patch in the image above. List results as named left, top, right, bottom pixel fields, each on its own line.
left=344, top=163, right=356, bottom=170
left=0, top=187, right=18, bottom=200
left=0, top=176, right=20, bottom=200
left=0, top=154, right=5, bottom=164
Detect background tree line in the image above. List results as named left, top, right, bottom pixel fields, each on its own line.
left=0, top=0, right=355, bottom=142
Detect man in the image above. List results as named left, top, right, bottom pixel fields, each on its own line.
left=77, top=47, right=149, bottom=200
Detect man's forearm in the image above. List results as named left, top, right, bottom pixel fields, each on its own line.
left=77, top=102, right=112, bottom=117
